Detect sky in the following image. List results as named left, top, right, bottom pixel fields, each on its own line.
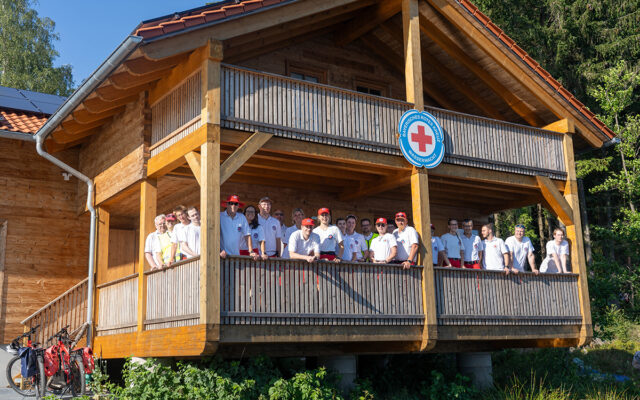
left=34, top=1, right=211, bottom=85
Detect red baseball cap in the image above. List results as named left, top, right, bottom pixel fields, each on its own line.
left=166, top=213, right=177, bottom=221
left=375, top=217, right=387, bottom=225
left=317, top=207, right=330, bottom=215
left=395, top=212, right=407, bottom=221
left=301, top=218, right=315, bottom=226
left=222, top=194, right=245, bottom=208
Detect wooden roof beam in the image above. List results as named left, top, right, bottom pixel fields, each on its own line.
left=72, top=107, right=125, bottom=124
left=536, top=175, right=574, bottom=225
left=418, top=2, right=544, bottom=126
left=220, top=131, right=273, bottom=185
left=123, top=53, right=189, bottom=76
left=83, top=95, right=138, bottom=114
left=361, top=33, right=458, bottom=111
left=340, top=171, right=411, bottom=201
left=336, top=0, right=402, bottom=46
left=109, top=69, right=171, bottom=90
left=95, top=83, right=152, bottom=102
left=380, top=20, right=505, bottom=120
left=184, top=152, right=202, bottom=186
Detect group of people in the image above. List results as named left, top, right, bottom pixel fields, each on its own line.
left=144, top=195, right=571, bottom=274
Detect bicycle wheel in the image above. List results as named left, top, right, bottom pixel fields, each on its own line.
left=35, top=354, right=47, bottom=399
left=70, top=355, right=86, bottom=396
left=6, top=354, right=37, bottom=396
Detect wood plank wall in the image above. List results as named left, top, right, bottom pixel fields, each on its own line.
left=0, top=139, right=89, bottom=342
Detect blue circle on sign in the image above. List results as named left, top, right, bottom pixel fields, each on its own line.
left=398, top=110, right=445, bottom=168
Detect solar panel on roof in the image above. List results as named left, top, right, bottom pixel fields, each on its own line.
left=0, top=85, right=66, bottom=115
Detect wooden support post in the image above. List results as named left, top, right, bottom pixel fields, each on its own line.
left=402, top=0, right=424, bottom=109
left=200, top=39, right=222, bottom=344
left=220, top=131, right=273, bottom=184
left=185, top=151, right=202, bottom=185
left=546, top=119, right=592, bottom=345
left=137, top=180, right=157, bottom=332
left=96, top=208, right=110, bottom=286
left=412, top=168, right=437, bottom=350
left=535, top=175, right=574, bottom=225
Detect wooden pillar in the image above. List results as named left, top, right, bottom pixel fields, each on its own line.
left=402, top=0, right=424, bottom=109
left=137, top=179, right=157, bottom=332
left=545, top=119, right=592, bottom=345
left=199, top=40, right=222, bottom=341
left=94, top=207, right=109, bottom=338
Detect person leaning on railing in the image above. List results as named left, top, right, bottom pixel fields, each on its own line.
left=505, top=224, right=539, bottom=275
left=369, top=218, right=397, bottom=264
left=461, top=219, right=483, bottom=269
left=282, top=208, right=305, bottom=259
left=239, top=205, right=268, bottom=261
left=540, top=228, right=570, bottom=273
left=220, top=195, right=254, bottom=259
left=431, top=224, right=446, bottom=267
left=313, top=207, right=344, bottom=262
left=344, top=215, right=369, bottom=262
left=392, top=212, right=419, bottom=269
left=288, top=218, right=321, bottom=263
left=174, top=206, right=201, bottom=258
left=481, top=223, right=514, bottom=274
left=441, top=218, right=465, bottom=268
left=144, top=214, right=173, bottom=270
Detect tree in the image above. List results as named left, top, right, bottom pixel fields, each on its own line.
left=0, top=0, right=73, bottom=96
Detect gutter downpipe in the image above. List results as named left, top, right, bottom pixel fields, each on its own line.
left=34, top=35, right=143, bottom=347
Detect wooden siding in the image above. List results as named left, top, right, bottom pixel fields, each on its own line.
left=221, top=257, right=424, bottom=325
left=96, top=274, right=138, bottom=336
left=434, top=267, right=581, bottom=325
left=78, top=93, right=147, bottom=211
left=0, top=139, right=88, bottom=342
left=150, top=71, right=203, bottom=157
left=219, top=64, right=566, bottom=179
left=21, top=278, right=88, bottom=346
left=144, top=258, right=200, bottom=330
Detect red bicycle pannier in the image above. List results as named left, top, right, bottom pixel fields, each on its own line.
left=44, top=346, right=59, bottom=377
left=82, top=347, right=94, bottom=373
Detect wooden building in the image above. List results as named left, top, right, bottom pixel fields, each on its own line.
left=21, top=0, right=614, bottom=359
left=0, top=87, right=89, bottom=343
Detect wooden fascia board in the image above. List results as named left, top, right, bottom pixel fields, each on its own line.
left=425, top=0, right=605, bottom=146
left=536, top=175, right=574, bottom=225
left=140, top=0, right=367, bottom=60
left=109, top=69, right=170, bottom=90
left=72, top=107, right=125, bottom=124
left=220, top=131, right=273, bottom=184
left=95, top=83, right=152, bottom=102
left=124, top=53, right=188, bottom=76
left=336, top=0, right=402, bottom=46
left=83, top=95, right=139, bottom=114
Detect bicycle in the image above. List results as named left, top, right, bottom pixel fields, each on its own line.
left=6, top=324, right=47, bottom=397
left=42, top=325, right=88, bottom=398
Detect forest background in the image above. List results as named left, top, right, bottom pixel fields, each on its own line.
left=2, top=0, right=640, bottom=398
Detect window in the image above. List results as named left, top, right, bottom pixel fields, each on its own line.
left=353, top=78, right=388, bottom=97
left=286, top=61, right=327, bottom=84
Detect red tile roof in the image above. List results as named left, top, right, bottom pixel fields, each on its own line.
left=134, top=0, right=289, bottom=39
left=133, top=0, right=614, bottom=142
left=0, top=110, right=47, bottom=134
left=457, top=0, right=615, bottom=140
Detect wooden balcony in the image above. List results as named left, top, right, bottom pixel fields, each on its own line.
left=20, top=256, right=582, bottom=358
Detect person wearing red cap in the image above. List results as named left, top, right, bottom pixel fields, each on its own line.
left=313, top=208, right=344, bottom=262
left=258, top=197, right=282, bottom=257
left=288, top=218, right=321, bottom=262
left=431, top=224, right=446, bottom=266
left=441, top=218, right=465, bottom=268
left=393, top=212, right=419, bottom=269
left=220, top=195, right=253, bottom=258
left=164, top=213, right=180, bottom=263
left=369, top=218, right=397, bottom=263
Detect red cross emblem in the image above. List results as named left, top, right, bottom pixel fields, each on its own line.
left=411, top=125, right=433, bottom=153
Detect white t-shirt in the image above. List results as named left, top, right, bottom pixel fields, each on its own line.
left=461, top=234, right=483, bottom=262
left=220, top=211, right=250, bottom=256
left=483, top=237, right=508, bottom=270
left=370, top=233, right=397, bottom=262
left=441, top=233, right=465, bottom=259
left=344, top=232, right=367, bottom=260
left=174, top=224, right=200, bottom=257
left=288, top=230, right=321, bottom=256
left=281, top=225, right=299, bottom=259
left=540, top=240, right=570, bottom=273
left=431, top=236, right=444, bottom=265
left=393, top=226, right=419, bottom=262
left=313, top=225, right=343, bottom=253
left=258, top=215, right=282, bottom=256
left=505, top=236, right=534, bottom=272
left=239, top=225, right=266, bottom=253
left=144, top=231, right=172, bottom=266
left=340, top=235, right=357, bottom=261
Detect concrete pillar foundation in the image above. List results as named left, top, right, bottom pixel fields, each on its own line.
left=457, top=352, right=493, bottom=390
left=318, top=355, right=357, bottom=394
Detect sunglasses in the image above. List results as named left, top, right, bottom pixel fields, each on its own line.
left=376, top=223, right=386, bottom=227
left=227, top=202, right=239, bottom=206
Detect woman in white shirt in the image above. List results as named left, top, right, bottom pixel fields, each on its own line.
left=313, top=207, right=344, bottom=262
left=239, top=205, right=267, bottom=260
left=540, top=228, right=570, bottom=273
left=369, top=218, right=397, bottom=264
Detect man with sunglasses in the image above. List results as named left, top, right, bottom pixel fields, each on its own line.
left=505, top=224, right=538, bottom=274
left=258, top=197, right=282, bottom=257
left=220, top=195, right=252, bottom=258
left=392, top=212, right=419, bottom=269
